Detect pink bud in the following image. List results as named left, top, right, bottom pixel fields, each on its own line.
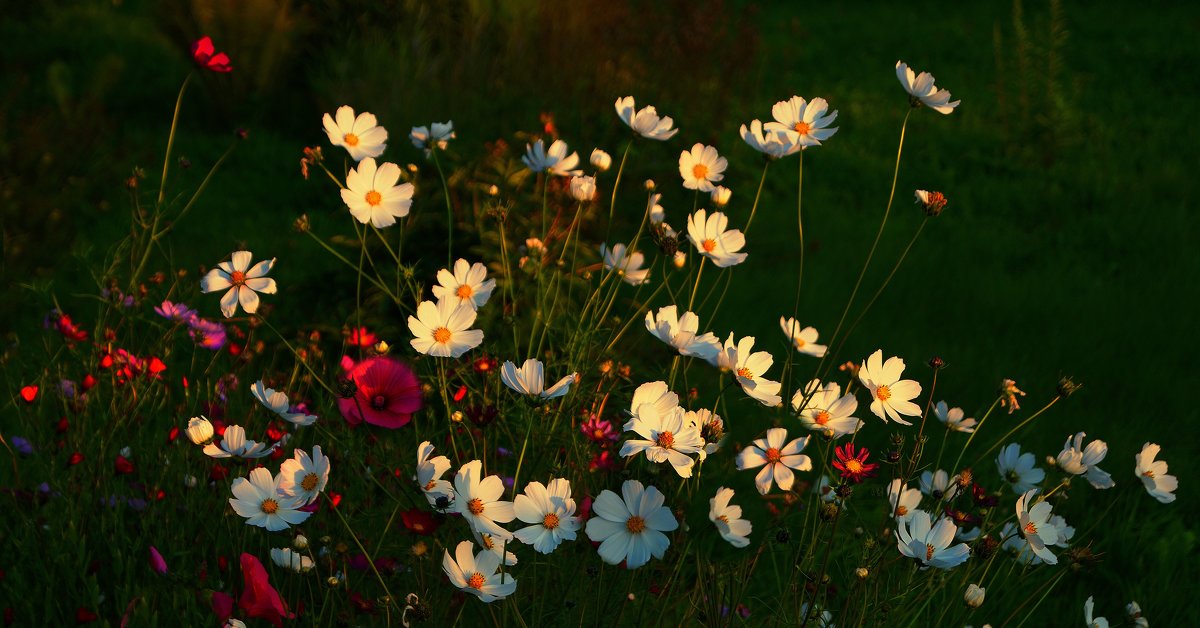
left=148, top=545, right=168, bottom=575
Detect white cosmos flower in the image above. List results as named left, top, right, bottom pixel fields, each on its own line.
left=620, top=402, right=704, bottom=478
left=919, top=469, right=957, bottom=500
left=1056, top=432, right=1114, bottom=489
left=278, top=446, right=330, bottom=506
left=896, top=61, right=961, bottom=114
left=888, top=479, right=922, bottom=525
left=780, top=317, right=827, bottom=357
left=647, top=193, right=665, bottom=223
left=1125, top=601, right=1148, bottom=628
left=453, top=460, right=516, bottom=540
left=1015, top=489, right=1060, bottom=564
left=764, top=96, right=839, bottom=151
left=1085, top=596, right=1109, bottom=628
left=512, top=478, right=580, bottom=554
left=415, top=441, right=454, bottom=508
left=963, top=584, right=986, bottom=608
left=522, top=139, right=580, bottom=176
left=614, top=96, right=678, bottom=140
left=686, top=209, right=747, bottom=267
left=408, top=298, right=484, bottom=358
left=793, top=380, right=863, bottom=437
left=570, top=175, right=597, bottom=201
left=341, top=158, right=414, bottom=228
left=431, top=259, right=495, bottom=310
left=186, top=416, right=214, bottom=445
left=933, top=401, right=976, bottom=433
left=858, top=349, right=922, bottom=425
left=585, top=479, right=678, bottom=568
left=251, top=380, right=317, bottom=426
left=203, top=425, right=274, bottom=459
left=711, top=185, right=731, bottom=207
left=813, top=475, right=838, bottom=503
left=687, top=408, right=725, bottom=456
left=409, top=121, right=455, bottom=153
left=1135, top=443, right=1177, bottom=504
left=471, top=527, right=518, bottom=566
left=736, top=427, right=812, bottom=494
left=270, top=548, right=314, bottom=573
left=996, top=443, right=1045, bottom=493
left=628, top=381, right=679, bottom=417
left=645, top=305, right=721, bottom=359
left=678, top=143, right=727, bottom=192
left=895, top=509, right=970, bottom=570
left=709, top=487, right=751, bottom=548
left=590, top=148, right=612, bottom=171
left=600, top=243, right=650, bottom=285
left=228, top=467, right=310, bottom=532
left=500, top=358, right=576, bottom=400
left=322, top=105, right=387, bottom=161
left=200, top=251, right=277, bottom=319
left=1003, top=514, right=1070, bottom=564
left=740, top=119, right=800, bottom=158
left=442, top=540, right=517, bottom=603
left=711, top=334, right=782, bottom=407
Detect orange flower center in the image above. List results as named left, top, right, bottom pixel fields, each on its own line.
left=344, top=133, right=360, bottom=147
left=455, top=284, right=474, bottom=299
left=814, top=410, right=831, bottom=426
left=875, top=385, right=892, bottom=401
left=717, top=514, right=729, bottom=524
left=844, top=459, right=864, bottom=473
left=423, top=480, right=437, bottom=491
left=794, top=337, right=806, bottom=348
left=793, top=121, right=812, bottom=135
left=656, top=431, right=675, bottom=449
left=593, top=429, right=606, bottom=440
left=433, top=327, right=453, bottom=343
left=702, top=238, right=717, bottom=252
left=764, top=447, right=782, bottom=464
left=1142, top=470, right=1155, bottom=478
left=542, top=513, right=560, bottom=529
left=692, top=164, right=709, bottom=180
left=736, top=367, right=753, bottom=379
left=925, top=544, right=935, bottom=561
left=466, top=572, right=486, bottom=589
left=261, top=498, right=279, bottom=514
left=1023, top=521, right=1038, bottom=535
left=301, top=472, right=319, bottom=492
left=467, top=498, right=485, bottom=515
left=625, top=515, right=646, bottom=534
left=895, top=505, right=908, bottom=517
left=229, top=270, right=246, bottom=286
left=481, top=535, right=495, bottom=549
left=365, top=190, right=382, bottom=206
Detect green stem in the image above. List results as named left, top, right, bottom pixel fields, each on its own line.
left=741, top=160, right=771, bottom=236
left=157, top=72, right=193, bottom=208
left=431, top=147, right=454, bottom=267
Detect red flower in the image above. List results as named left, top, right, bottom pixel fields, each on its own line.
left=347, top=327, right=377, bottom=347
left=191, top=36, right=232, bottom=73
left=338, top=357, right=422, bottom=429
left=167, top=426, right=180, bottom=442
left=114, top=455, right=135, bottom=475
left=588, top=450, right=619, bottom=472
left=82, top=374, right=97, bottom=391
left=147, top=357, right=167, bottom=377
left=400, top=509, right=441, bottom=535
left=238, top=553, right=292, bottom=627
left=74, top=607, right=97, bottom=624
left=971, top=483, right=998, bottom=508
left=68, top=452, right=84, bottom=466
left=210, top=591, right=234, bottom=623
left=55, top=314, right=89, bottom=342
left=832, top=443, right=878, bottom=484
left=19, top=385, right=37, bottom=404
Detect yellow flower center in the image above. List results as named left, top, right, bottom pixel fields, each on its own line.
left=793, top=121, right=811, bottom=135
left=794, top=337, right=806, bottom=348
left=875, top=385, right=892, bottom=401
left=433, top=327, right=453, bottom=343
left=593, top=429, right=606, bottom=440
left=736, top=367, right=753, bottom=379
left=702, top=238, right=717, bottom=252
left=542, top=513, right=560, bottom=529
left=229, top=270, right=246, bottom=286
left=656, top=431, right=675, bottom=449
left=895, top=505, right=908, bottom=517
left=814, top=410, right=831, bottom=426
left=625, top=515, right=646, bottom=534
left=261, top=498, right=279, bottom=514
left=844, top=459, right=864, bottom=474
left=467, top=572, right=486, bottom=589
left=344, top=133, right=360, bottom=147
left=365, top=190, right=382, bottom=206
left=764, top=447, right=782, bottom=464
left=301, top=472, right=319, bottom=492
left=481, top=535, right=495, bottom=550
left=467, top=498, right=485, bottom=515
left=925, top=544, right=935, bottom=561
left=692, top=163, right=709, bottom=180
left=455, top=284, right=473, bottom=299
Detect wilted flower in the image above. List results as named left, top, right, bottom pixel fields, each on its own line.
left=200, top=251, right=277, bottom=319
left=323, top=105, right=387, bottom=161
left=999, top=378, right=1026, bottom=414
left=915, top=190, right=948, bottom=216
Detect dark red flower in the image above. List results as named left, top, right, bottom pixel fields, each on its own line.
left=338, top=356, right=422, bottom=429
left=167, top=426, right=180, bottom=442
left=74, top=607, right=97, bottom=624
left=945, top=507, right=981, bottom=527
left=210, top=591, right=234, bottom=622
left=115, top=455, right=135, bottom=475
left=210, top=464, right=230, bottom=482
left=56, top=417, right=69, bottom=433
left=55, top=314, right=89, bottom=342
left=465, top=404, right=498, bottom=427
left=347, top=327, right=377, bottom=347
left=588, top=450, right=619, bottom=472
left=19, top=385, right=37, bottom=404
left=238, top=553, right=291, bottom=627
left=68, top=451, right=84, bottom=466
left=191, top=36, right=232, bottom=73
left=400, top=508, right=442, bottom=535
left=832, top=443, right=879, bottom=484
left=971, top=483, right=998, bottom=508
left=82, top=374, right=97, bottom=391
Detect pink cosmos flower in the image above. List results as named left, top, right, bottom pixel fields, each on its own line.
left=338, top=356, right=422, bottom=429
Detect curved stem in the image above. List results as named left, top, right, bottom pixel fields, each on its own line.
left=741, top=160, right=771, bottom=236
left=605, top=140, right=634, bottom=245
left=157, top=72, right=193, bottom=208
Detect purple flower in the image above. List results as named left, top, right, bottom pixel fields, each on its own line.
left=149, top=546, right=169, bottom=574
left=188, top=318, right=227, bottom=350
left=155, top=300, right=197, bottom=323
left=12, top=436, right=33, bottom=455
left=60, top=379, right=77, bottom=399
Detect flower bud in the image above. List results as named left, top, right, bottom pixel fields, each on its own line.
left=293, top=535, right=309, bottom=550
left=643, top=179, right=656, bottom=191
left=183, top=474, right=198, bottom=488
left=590, top=148, right=612, bottom=172
left=673, top=251, right=687, bottom=269
left=914, top=190, right=948, bottom=216
left=487, top=184, right=499, bottom=196
left=964, top=584, right=985, bottom=608
left=855, top=567, right=869, bottom=579
left=186, top=416, right=213, bottom=445
left=570, top=175, right=597, bottom=202
left=710, top=185, right=732, bottom=207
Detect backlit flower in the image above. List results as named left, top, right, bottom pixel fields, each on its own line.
left=915, top=189, right=948, bottom=216
left=500, top=358, right=577, bottom=400
left=512, top=478, right=580, bottom=554
left=793, top=380, right=862, bottom=437
left=1084, top=596, right=1109, bottom=628
left=678, top=143, right=727, bottom=192
left=996, top=443, right=1045, bottom=493
left=614, top=96, right=678, bottom=140
left=833, top=443, right=879, bottom=483
left=764, top=96, right=839, bottom=151
left=471, top=527, right=518, bottom=566
left=964, top=584, right=985, bottom=608
left=1135, top=443, right=1177, bottom=503
left=590, top=148, right=612, bottom=171
left=229, top=468, right=310, bottom=531
left=896, top=61, right=960, bottom=114
left=933, top=401, right=975, bottom=433
left=709, top=487, right=752, bottom=548
left=620, top=400, right=704, bottom=478
left=585, top=479, right=678, bottom=568
left=191, top=36, right=232, bottom=73
left=251, top=381, right=317, bottom=427
left=600, top=243, right=650, bottom=285
left=453, top=460, right=516, bottom=540
left=688, top=408, right=725, bottom=456
left=200, top=251, right=277, bottom=319
left=431, top=259, right=495, bottom=310
left=569, top=175, right=597, bottom=202
left=895, top=510, right=970, bottom=569
left=203, top=425, right=274, bottom=459
left=1056, top=432, right=1114, bottom=489
left=442, top=540, right=517, bottom=603
left=888, top=479, right=922, bottom=524
left=341, top=158, right=414, bottom=228
left=736, top=427, right=812, bottom=494
left=408, top=298, right=484, bottom=358
left=270, top=548, right=314, bottom=573
left=278, top=446, right=330, bottom=506
left=186, top=416, right=214, bottom=445
left=238, top=553, right=293, bottom=625
left=740, top=119, right=799, bottom=158
left=780, top=317, right=827, bottom=357
left=711, top=185, right=731, bottom=206
left=686, top=209, right=747, bottom=268
left=337, top=356, right=422, bottom=428
left=415, top=441, right=454, bottom=507
left=1015, top=489, right=1060, bottom=564
left=155, top=300, right=196, bottom=322
left=858, top=349, right=922, bottom=425
left=522, top=139, right=580, bottom=176
left=645, top=305, right=721, bottom=359
left=323, top=105, right=387, bottom=161
left=409, top=121, right=455, bottom=153
left=711, top=334, right=782, bottom=407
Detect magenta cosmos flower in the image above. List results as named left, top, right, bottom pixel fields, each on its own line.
left=338, top=356, right=422, bottom=428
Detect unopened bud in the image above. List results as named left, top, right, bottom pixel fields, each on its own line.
left=590, top=148, right=612, bottom=172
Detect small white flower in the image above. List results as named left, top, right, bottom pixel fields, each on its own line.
left=203, top=425, right=274, bottom=459
left=895, top=509, right=970, bottom=570
left=645, top=305, right=721, bottom=360
left=646, top=193, right=665, bottom=223
left=590, top=148, right=612, bottom=171
left=340, top=158, right=414, bottom=228
left=1126, top=601, right=1148, bottom=628
left=997, top=443, right=1046, bottom=493
left=793, top=380, right=862, bottom=437
left=919, top=469, right=957, bottom=500
left=470, top=527, right=518, bottom=566
left=813, top=475, right=838, bottom=503
left=1015, top=489, right=1060, bottom=564
left=600, top=243, right=650, bottom=285
left=585, top=479, right=678, bottom=568
left=934, top=401, right=976, bottom=433
left=442, top=540, right=517, bottom=603
left=628, top=380, right=679, bottom=416
left=1135, top=442, right=1177, bottom=503
left=415, top=441, right=454, bottom=508
left=964, top=584, right=986, bottom=608
left=270, top=548, right=315, bottom=573
left=322, top=105, right=387, bottom=161
left=251, top=380, right=317, bottom=426
left=570, top=175, right=597, bottom=201
left=1084, top=596, right=1109, bottom=628
left=228, top=467, right=310, bottom=532
left=278, top=446, right=330, bottom=506
left=765, top=96, right=839, bottom=151
left=736, top=427, right=812, bottom=495
left=888, top=479, right=922, bottom=524
left=500, top=358, right=576, bottom=400
left=780, top=318, right=827, bottom=357
left=740, top=119, right=800, bottom=158
left=686, top=209, right=747, bottom=267
left=522, top=139, right=580, bottom=176
left=408, top=298, right=485, bottom=358
left=708, top=487, right=751, bottom=548
left=409, top=121, right=455, bottom=153
left=711, top=185, right=731, bottom=206
left=620, top=401, right=704, bottom=478
left=186, top=416, right=214, bottom=445
left=431, top=259, right=496, bottom=310
left=711, top=334, right=782, bottom=407
left=512, top=478, right=581, bottom=554
left=858, top=349, right=922, bottom=425
left=896, top=61, right=961, bottom=114
left=687, top=408, right=725, bottom=456
left=1056, top=432, right=1114, bottom=489
left=453, top=460, right=516, bottom=540
left=200, top=251, right=277, bottom=319
left=678, top=143, right=727, bottom=192
left=614, top=96, right=678, bottom=140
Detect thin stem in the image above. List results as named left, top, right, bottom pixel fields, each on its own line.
left=687, top=258, right=706, bottom=311
left=605, top=140, right=634, bottom=244
left=742, top=160, right=771, bottom=236
left=157, top=73, right=193, bottom=207
left=431, top=147, right=454, bottom=267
